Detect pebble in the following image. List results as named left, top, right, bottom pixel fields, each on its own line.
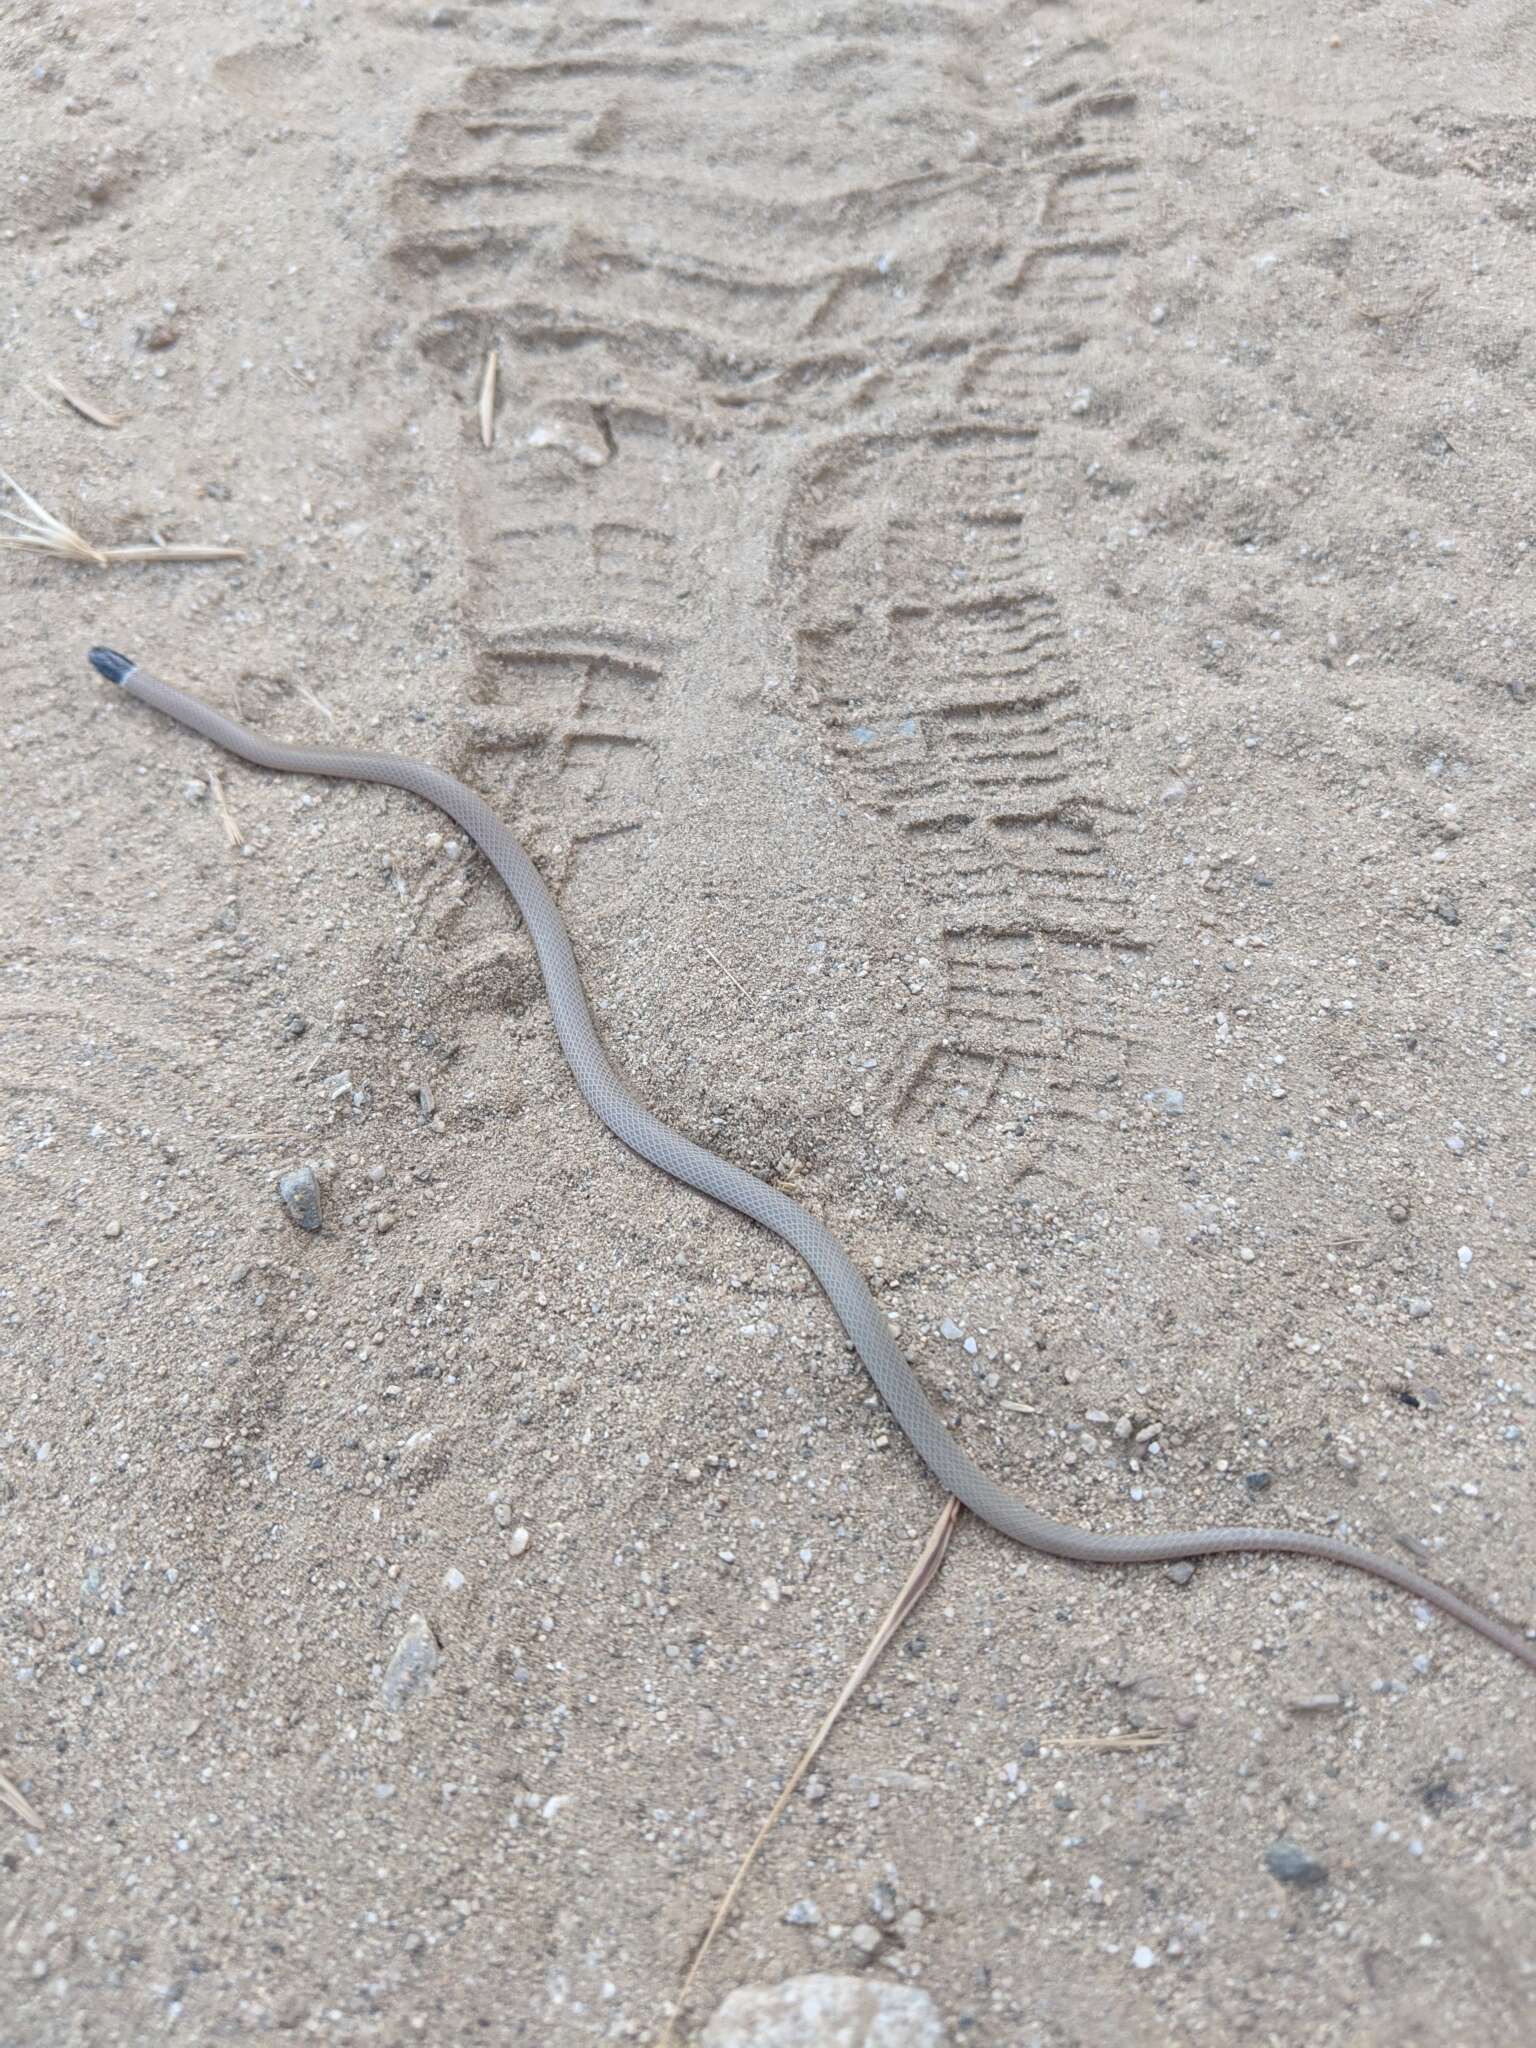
left=869, top=1881, right=898, bottom=1923
left=1165, top=1562, right=1195, bottom=1586
left=381, top=1615, right=439, bottom=1711
left=939, top=1318, right=963, bottom=1341
left=1132, top=1945, right=1157, bottom=1970
left=1457, top=1246, right=1472, bottom=1271
left=1142, top=1086, right=1185, bottom=1115
left=281, top=1013, right=307, bottom=1040
left=1244, top=1471, right=1273, bottom=1493
left=1406, top=1297, right=1432, bottom=1319
left=1264, top=1840, right=1328, bottom=1888
left=1445, top=1134, right=1466, bottom=1155
left=849, top=1924, right=883, bottom=1959
left=526, top=401, right=610, bottom=467
left=277, top=1165, right=322, bottom=1233
left=103, top=1220, right=122, bottom=1240
left=702, top=1975, right=943, bottom=2048
left=508, top=1527, right=530, bottom=1557
left=783, top=1899, right=821, bottom=1927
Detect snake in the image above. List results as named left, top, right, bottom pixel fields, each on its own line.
left=86, top=647, right=1534, bottom=1675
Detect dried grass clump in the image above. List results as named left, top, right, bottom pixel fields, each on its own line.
left=0, top=470, right=244, bottom=565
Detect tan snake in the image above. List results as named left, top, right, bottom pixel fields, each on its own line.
left=88, top=648, right=1534, bottom=1675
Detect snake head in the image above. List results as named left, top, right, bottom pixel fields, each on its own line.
left=88, top=647, right=136, bottom=685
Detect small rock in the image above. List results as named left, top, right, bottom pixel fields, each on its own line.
left=526, top=400, right=610, bottom=467
left=1456, top=1246, right=1472, bottom=1271
left=103, top=1220, right=122, bottom=1240
left=375, top=1212, right=397, bottom=1236
left=278, top=1165, right=321, bottom=1233
left=849, top=1924, right=883, bottom=1960
left=1165, top=1561, right=1195, bottom=1587
left=1406, top=1297, right=1432, bottom=1319
left=1433, top=897, right=1459, bottom=926
left=1387, top=1200, right=1410, bottom=1224
left=783, top=1900, right=821, bottom=1927
left=1445, top=1133, right=1466, bottom=1155
left=381, top=1615, right=439, bottom=1711
left=281, top=1013, right=308, bottom=1041
left=508, top=1527, right=530, bottom=1557
left=1264, top=1840, right=1328, bottom=1888
left=1132, top=1945, right=1157, bottom=1970
left=1244, top=1471, right=1273, bottom=1494
left=895, top=1908, right=925, bottom=1939
left=1286, top=1694, right=1345, bottom=1714
left=869, top=1881, right=898, bottom=1924
left=939, top=1318, right=963, bottom=1341
left=1142, top=1086, right=1185, bottom=1115
left=141, top=322, right=178, bottom=351
left=442, top=1567, right=467, bottom=1593
left=701, top=1975, right=943, bottom=2048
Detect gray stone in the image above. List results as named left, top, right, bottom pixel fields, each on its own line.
left=1264, top=1840, right=1328, bottom=1888
left=381, top=1615, right=440, bottom=1711
left=783, top=1900, right=821, bottom=1927
left=1142, top=1086, right=1185, bottom=1115
left=1165, top=1561, right=1195, bottom=1587
left=701, top=1974, right=944, bottom=2048
left=277, top=1165, right=322, bottom=1233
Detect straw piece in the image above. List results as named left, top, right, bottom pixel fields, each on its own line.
left=44, top=373, right=124, bottom=429
left=0, top=1772, right=43, bottom=1831
left=479, top=348, right=498, bottom=448
left=663, top=1497, right=961, bottom=2041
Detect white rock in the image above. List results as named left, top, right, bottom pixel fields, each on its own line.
left=701, top=1974, right=943, bottom=2047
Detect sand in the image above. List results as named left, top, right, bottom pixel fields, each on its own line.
left=3, top=2, right=1533, bottom=2041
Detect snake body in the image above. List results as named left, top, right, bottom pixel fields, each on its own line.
left=88, top=648, right=1534, bottom=1674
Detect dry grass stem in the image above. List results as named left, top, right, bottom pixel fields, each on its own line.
left=295, top=682, right=336, bottom=723
left=207, top=766, right=245, bottom=849
left=0, top=471, right=244, bottom=566
left=99, top=541, right=246, bottom=563
left=479, top=349, right=498, bottom=448
left=44, top=373, right=124, bottom=429
left=1051, top=1729, right=1167, bottom=1754
left=0, top=1772, right=43, bottom=1831
left=663, top=1496, right=961, bottom=2043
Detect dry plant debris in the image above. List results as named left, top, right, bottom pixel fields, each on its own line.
left=663, top=1496, right=962, bottom=2043
left=0, top=470, right=244, bottom=566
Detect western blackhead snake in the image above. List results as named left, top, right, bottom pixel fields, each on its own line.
left=87, top=648, right=1534, bottom=1675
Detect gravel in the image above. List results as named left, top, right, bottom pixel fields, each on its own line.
left=701, top=1974, right=944, bottom=2047
left=277, top=1164, right=322, bottom=1233
left=381, top=1615, right=440, bottom=1712
left=1265, top=1840, right=1329, bottom=1888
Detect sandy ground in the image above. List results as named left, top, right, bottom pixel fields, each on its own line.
left=3, top=2, right=1534, bottom=2042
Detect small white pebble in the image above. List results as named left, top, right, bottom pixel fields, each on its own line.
left=508, top=1527, right=530, bottom=1557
